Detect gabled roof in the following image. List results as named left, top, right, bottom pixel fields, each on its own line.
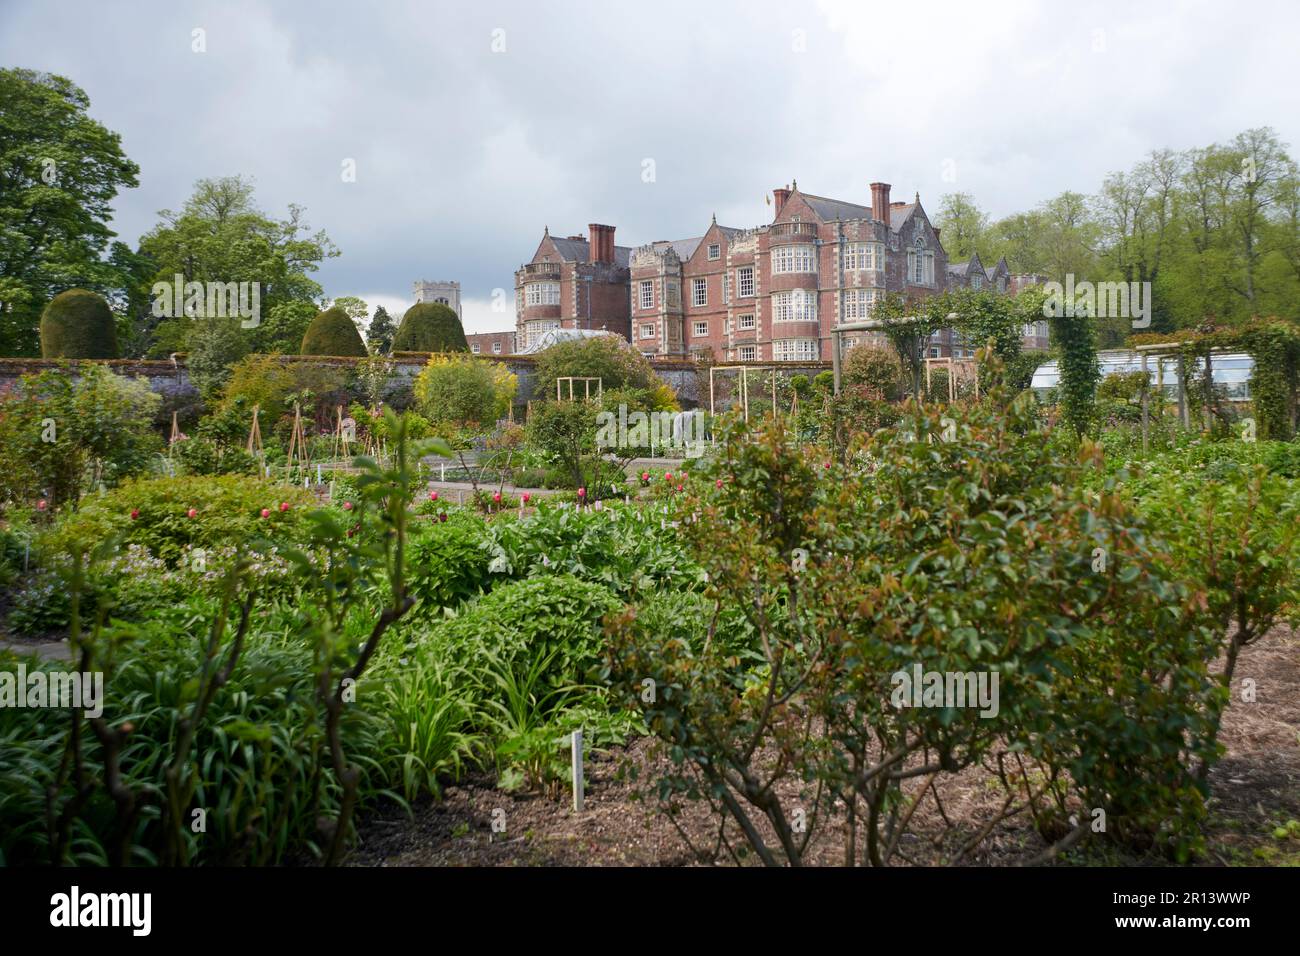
left=652, top=237, right=703, bottom=261
left=799, top=192, right=874, bottom=223
left=889, top=203, right=918, bottom=232
left=546, top=236, right=633, bottom=268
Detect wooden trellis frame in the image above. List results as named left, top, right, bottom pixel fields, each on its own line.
left=557, top=376, right=603, bottom=401
left=708, top=365, right=777, bottom=424
left=284, top=403, right=311, bottom=477
left=331, top=405, right=354, bottom=463
left=245, top=404, right=265, bottom=459
left=924, top=357, right=980, bottom=402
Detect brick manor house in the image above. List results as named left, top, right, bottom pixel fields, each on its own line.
left=513, top=182, right=1049, bottom=361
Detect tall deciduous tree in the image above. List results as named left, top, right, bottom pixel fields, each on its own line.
left=137, top=175, right=339, bottom=356
left=0, top=69, right=140, bottom=356
left=934, top=192, right=990, bottom=262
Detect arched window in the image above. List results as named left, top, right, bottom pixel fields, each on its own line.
left=908, top=237, right=934, bottom=286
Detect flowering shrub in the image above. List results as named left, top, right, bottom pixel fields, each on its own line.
left=43, top=474, right=316, bottom=566
left=609, top=395, right=1224, bottom=865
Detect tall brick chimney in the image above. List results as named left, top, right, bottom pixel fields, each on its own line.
left=870, top=182, right=891, bottom=223
left=588, top=223, right=615, bottom=264
left=773, top=185, right=791, bottom=213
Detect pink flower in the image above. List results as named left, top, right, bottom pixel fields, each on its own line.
left=578, top=487, right=586, bottom=498
left=676, top=484, right=683, bottom=492
left=260, top=508, right=271, bottom=518
left=130, top=508, right=140, bottom=520
left=665, top=472, right=673, bottom=481
left=641, top=472, right=649, bottom=482
left=342, top=500, right=354, bottom=511
left=493, top=491, right=502, bottom=503
left=715, top=479, right=723, bottom=489
left=36, top=499, right=48, bottom=512
left=429, top=491, right=439, bottom=502
left=823, top=462, right=831, bottom=470
left=522, top=492, right=531, bottom=504
left=279, top=502, right=290, bottom=512
left=187, top=508, right=197, bottom=519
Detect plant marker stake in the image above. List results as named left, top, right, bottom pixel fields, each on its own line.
left=317, top=464, right=322, bottom=484
left=571, top=730, right=584, bottom=813
left=441, top=462, right=445, bottom=481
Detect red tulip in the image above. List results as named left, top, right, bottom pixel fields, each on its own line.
left=665, top=472, right=673, bottom=481
left=130, top=508, right=140, bottom=520
left=715, top=479, right=723, bottom=489
left=187, top=508, right=197, bottom=519
left=522, top=492, right=531, bottom=504
left=641, top=472, right=649, bottom=482
left=493, top=491, right=501, bottom=503
left=676, top=484, right=683, bottom=492
left=280, top=501, right=290, bottom=512
left=429, top=491, right=439, bottom=502
left=823, top=462, right=831, bottom=469
left=260, top=508, right=271, bottom=518
left=578, top=487, right=586, bottom=498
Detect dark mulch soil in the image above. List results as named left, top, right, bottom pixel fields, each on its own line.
left=349, top=626, right=1300, bottom=867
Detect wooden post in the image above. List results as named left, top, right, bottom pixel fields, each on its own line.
left=571, top=730, right=584, bottom=813
left=831, top=329, right=842, bottom=395
left=1141, top=352, right=1150, bottom=455
left=1177, top=354, right=1189, bottom=427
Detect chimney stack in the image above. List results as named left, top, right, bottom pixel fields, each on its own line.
left=773, top=185, right=791, bottom=213
left=588, top=223, right=615, bottom=264
left=870, top=182, right=891, bottom=223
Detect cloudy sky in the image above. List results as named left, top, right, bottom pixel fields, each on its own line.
left=3, top=0, right=1297, bottom=332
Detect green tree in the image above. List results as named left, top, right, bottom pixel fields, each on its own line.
left=138, top=176, right=338, bottom=356
left=934, top=192, right=990, bottom=262
left=366, top=304, right=396, bottom=355
left=0, top=69, right=140, bottom=356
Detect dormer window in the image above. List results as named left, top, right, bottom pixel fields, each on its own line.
left=708, top=243, right=720, bottom=260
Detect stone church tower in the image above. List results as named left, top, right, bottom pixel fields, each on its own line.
left=412, top=279, right=461, bottom=318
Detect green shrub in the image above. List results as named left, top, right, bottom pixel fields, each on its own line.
left=45, top=475, right=315, bottom=566
left=39, top=289, right=118, bottom=358
left=407, top=510, right=495, bottom=611
left=392, top=302, right=468, bottom=353
left=532, top=334, right=664, bottom=403
left=412, top=354, right=514, bottom=430
left=0, top=366, right=161, bottom=513
left=842, top=344, right=907, bottom=401
left=300, top=306, right=367, bottom=356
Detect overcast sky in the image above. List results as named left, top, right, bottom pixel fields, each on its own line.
left=3, top=0, right=1297, bottom=332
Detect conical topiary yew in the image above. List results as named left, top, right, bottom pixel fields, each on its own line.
left=40, top=289, right=119, bottom=359
left=392, top=302, right=468, bottom=354
left=301, top=305, right=368, bottom=356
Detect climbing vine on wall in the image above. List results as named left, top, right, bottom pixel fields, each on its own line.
left=1048, top=308, right=1100, bottom=438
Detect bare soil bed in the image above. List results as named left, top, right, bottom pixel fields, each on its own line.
left=349, top=626, right=1300, bottom=867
